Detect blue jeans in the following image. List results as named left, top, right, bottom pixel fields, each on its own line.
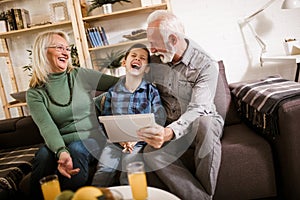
left=92, top=142, right=145, bottom=187
left=30, top=138, right=100, bottom=200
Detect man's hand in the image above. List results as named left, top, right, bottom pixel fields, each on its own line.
left=137, top=125, right=174, bottom=149
left=57, top=152, right=80, bottom=179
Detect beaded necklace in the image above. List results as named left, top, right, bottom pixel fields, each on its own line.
left=45, top=73, right=73, bottom=107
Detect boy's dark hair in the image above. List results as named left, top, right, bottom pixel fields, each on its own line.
left=124, top=43, right=151, bottom=63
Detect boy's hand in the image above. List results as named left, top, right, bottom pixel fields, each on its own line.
left=120, top=142, right=137, bottom=153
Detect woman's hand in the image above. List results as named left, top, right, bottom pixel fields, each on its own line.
left=137, top=125, right=174, bottom=149
left=57, top=152, right=80, bottom=178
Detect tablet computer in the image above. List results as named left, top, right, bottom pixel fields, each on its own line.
left=98, top=113, right=155, bottom=142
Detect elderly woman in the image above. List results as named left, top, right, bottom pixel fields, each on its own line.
left=26, top=30, right=118, bottom=199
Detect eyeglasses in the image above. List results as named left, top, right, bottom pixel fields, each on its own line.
left=47, top=45, right=71, bottom=52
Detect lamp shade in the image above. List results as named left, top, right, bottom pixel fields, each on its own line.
left=281, top=0, right=300, bottom=9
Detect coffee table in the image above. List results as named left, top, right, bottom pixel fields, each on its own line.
left=109, top=185, right=180, bottom=200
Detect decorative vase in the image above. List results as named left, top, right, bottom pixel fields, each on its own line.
left=102, top=4, right=112, bottom=14
left=80, top=0, right=88, bottom=17
left=140, top=0, right=152, bottom=7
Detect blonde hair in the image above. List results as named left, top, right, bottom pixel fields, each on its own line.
left=147, top=10, right=185, bottom=42
left=29, top=30, right=74, bottom=88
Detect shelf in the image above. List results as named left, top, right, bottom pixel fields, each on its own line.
left=6, top=101, right=27, bottom=109
left=0, top=21, right=72, bottom=39
left=83, top=4, right=168, bottom=52
left=0, top=52, right=9, bottom=57
left=83, top=3, right=168, bottom=23
left=89, top=38, right=148, bottom=51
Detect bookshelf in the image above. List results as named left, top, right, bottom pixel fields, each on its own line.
left=0, top=0, right=171, bottom=118
left=72, top=0, right=171, bottom=70
left=0, top=21, right=72, bottom=39
left=0, top=0, right=79, bottom=119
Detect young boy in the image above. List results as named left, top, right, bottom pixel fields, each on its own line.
left=92, top=43, right=166, bottom=187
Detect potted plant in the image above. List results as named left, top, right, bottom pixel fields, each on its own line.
left=95, top=49, right=126, bottom=77
left=88, top=0, right=132, bottom=14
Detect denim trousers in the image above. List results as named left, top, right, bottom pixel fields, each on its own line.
left=92, top=142, right=145, bottom=187
left=29, top=138, right=100, bottom=200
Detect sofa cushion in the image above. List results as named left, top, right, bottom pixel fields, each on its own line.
left=0, top=117, right=43, bottom=149
left=0, top=117, right=21, bottom=133
left=214, top=123, right=277, bottom=199
left=215, top=61, right=240, bottom=126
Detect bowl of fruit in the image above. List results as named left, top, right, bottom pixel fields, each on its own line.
left=55, top=186, right=123, bottom=200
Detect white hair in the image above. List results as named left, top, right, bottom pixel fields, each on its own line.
left=147, top=10, right=185, bottom=41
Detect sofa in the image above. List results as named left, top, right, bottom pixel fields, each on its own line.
left=1, top=61, right=300, bottom=200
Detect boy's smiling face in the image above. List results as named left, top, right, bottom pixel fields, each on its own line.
left=123, top=48, right=150, bottom=76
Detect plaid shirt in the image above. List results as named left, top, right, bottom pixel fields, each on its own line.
left=102, top=77, right=166, bottom=126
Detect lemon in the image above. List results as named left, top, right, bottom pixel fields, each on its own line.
left=72, top=186, right=103, bottom=200
left=55, top=190, right=74, bottom=200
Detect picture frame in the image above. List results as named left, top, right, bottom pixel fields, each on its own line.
left=49, top=1, right=69, bottom=22
left=0, top=19, right=8, bottom=33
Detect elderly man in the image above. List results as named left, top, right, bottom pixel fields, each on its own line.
left=137, top=10, right=224, bottom=200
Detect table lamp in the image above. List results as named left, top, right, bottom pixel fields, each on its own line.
left=238, top=0, right=300, bottom=66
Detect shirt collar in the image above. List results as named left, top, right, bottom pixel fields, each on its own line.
left=114, top=77, right=148, bottom=93
left=168, top=38, right=192, bottom=67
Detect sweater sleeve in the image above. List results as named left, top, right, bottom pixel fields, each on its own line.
left=26, top=88, right=65, bottom=154
left=77, top=68, right=119, bottom=91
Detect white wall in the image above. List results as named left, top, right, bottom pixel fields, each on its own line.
left=170, top=0, right=300, bottom=83
left=0, top=0, right=299, bottom=119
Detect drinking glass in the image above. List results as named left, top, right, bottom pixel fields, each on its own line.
left=127, top=161, right=148, bottom=200
left=39, top=174, right=61, bottom=200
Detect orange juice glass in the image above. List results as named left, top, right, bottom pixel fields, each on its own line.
left=127, top=162, right=148, bottom=200
left=40, top=174, right=61, bottom=200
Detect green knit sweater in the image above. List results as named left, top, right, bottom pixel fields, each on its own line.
left=26, top=67, right=119, bottom=155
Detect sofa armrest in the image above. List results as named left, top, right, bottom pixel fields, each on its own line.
left=274, top=98, right=300, bottom=199
left=0, top=116, right=43, bottom=149
left=230, top=79, right=300, bottom=199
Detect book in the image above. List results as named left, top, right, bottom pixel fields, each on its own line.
left=85, top=29, right=94, bottom=48
left=21, top=9, right=31, bottom=28
left=6, top=9, right=17, bottom=31
left=12, top=8, right=24, bottom=30
left=99, top=26, right=109, bottom=45
left=93, top=27, right=103, bottom=47
left=90, top=28, right=100, bottom=47
left=87, top=28, right=97, bottom=47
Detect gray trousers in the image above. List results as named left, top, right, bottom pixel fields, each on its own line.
left=143, top=116, right=223, bottom=200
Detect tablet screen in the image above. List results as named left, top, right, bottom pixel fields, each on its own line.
left=98, top=113, right=155, bottom=142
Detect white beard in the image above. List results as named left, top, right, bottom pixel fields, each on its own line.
left=155, top=41, right=176, bottom=63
